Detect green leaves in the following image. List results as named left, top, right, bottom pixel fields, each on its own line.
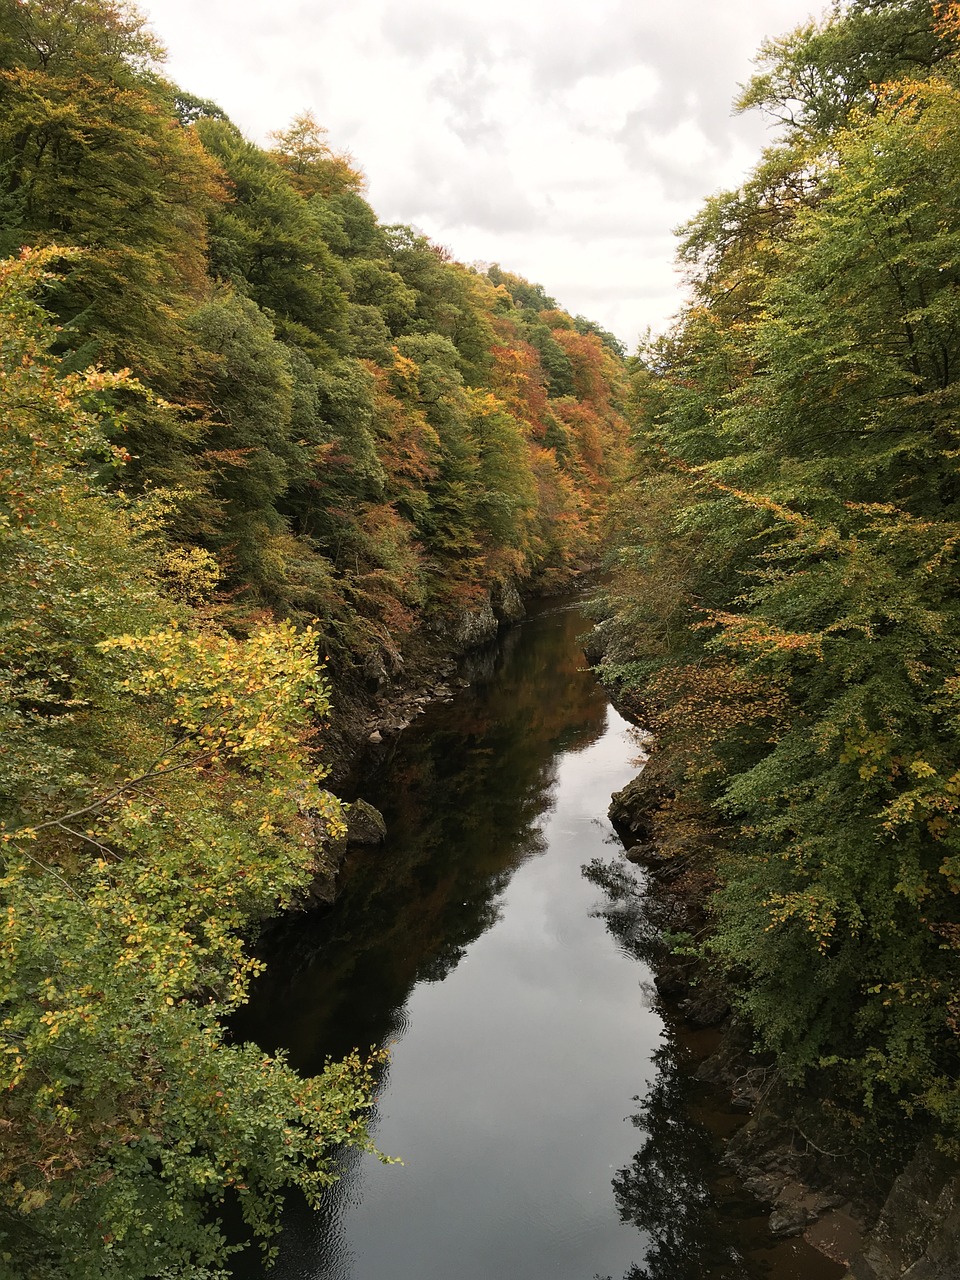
left=599, top=14, right=960, bottom=1151
left=0, top=251, right=380, bottom=1277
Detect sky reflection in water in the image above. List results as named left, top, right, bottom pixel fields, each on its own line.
left=234, top=599, right=841, bottom=1280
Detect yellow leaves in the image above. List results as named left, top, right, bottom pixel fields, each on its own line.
left=840, top=730, right=898, bottom=783
left=464, top=387, right=506, bottom=419
left=700, top=610, right=825, bottom=658
left=763, top=888, right=839, bottom=952
left=879, top=749, right=960, bottom=835
left=19, top=1189, right=50, bottom=1214
left=159, top=545, right=221, bottom=604
left=939, top=855, right=960, bottom=892
left=390, top=347, right=419, bottom=388
left=909, top=757, right=938, bottom=777
left=97, top=621, right=332, bottom=779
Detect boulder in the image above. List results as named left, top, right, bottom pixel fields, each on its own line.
left=491, top=578, right=525, bottom=623
left=345, top=798, right=387, bottom=845
left=448, top=593, right=499, bottom=651
left=847, top=1141, right=960, bottom=1280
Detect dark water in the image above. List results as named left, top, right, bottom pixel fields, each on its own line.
left=234, top=597, right=845, bottom=1280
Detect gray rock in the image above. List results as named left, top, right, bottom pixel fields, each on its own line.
left=491, top=578, right=525, bottom=623
left=345, top=799, right=387, bottom=845
left=847, top=1141, right=960, bottom=1280
left=678, top=981, right=730, bottom=1027
left=581, top=623, right=608, bottom=665
left=743, top=1172, right=785, bottom=1202
left=448, top=594, right=499, bottom=650
left=307, top=820, right=347, bottom=903
left=768, top=1181, right=823, bottom=1237
left=770, top=1205, right=815, bottom=1237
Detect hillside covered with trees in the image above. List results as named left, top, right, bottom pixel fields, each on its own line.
left=595, top=0, right=960, bottom=1181
left=0, top=0, right=629, bottom=1274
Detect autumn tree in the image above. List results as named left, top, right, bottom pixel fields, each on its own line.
left=0, top=250, right=385, bottom=1277
left=596, top=0, right=960, bottom=1154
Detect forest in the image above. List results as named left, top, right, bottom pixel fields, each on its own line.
left=3, top=0, right=960, bottom=1274
left=0, top=0, right=629, bottom=1274
left=595, top=0, right=960, bottom=1193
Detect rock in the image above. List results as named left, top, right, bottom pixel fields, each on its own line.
left=768, top=1181, right=823, bottom=1237
left=846, top=1140, right=960, bottom=1280
left=743, top=1172, right=785, bottom=1202
left=653, top=969, right=689, bottom=1000
left=770, top=1203, right=816, bottom=1237
left=609, top=774, right=656, bottom=838
left=361, top=650, right=389, bottom=690
left=805, top=1207, right=863, bottom=1269
left=491, top=578, right=525, bottom=623
left=345, top=799, right=387, bottom=845
left=608, top=763, right=671, bottom=841
left=306, top=819, right=348, bottom=903
left=447, top=594, right=499, bottom=650
left=581, top=623, right=608, bottom=665
left=678, top=979, right=730, bottom=1027
left=367, top=729, right=383, bottom=744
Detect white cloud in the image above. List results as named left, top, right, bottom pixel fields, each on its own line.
left=141, top=0, right=824, bottom=348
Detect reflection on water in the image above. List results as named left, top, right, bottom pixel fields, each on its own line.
left=611, top=1036, right=745, bottom=1280
left=234, top=601, right=611, bottom=1074
left=233, top=597, right=843, bottom=1280
left=586, top=860, right=845, bottom=1280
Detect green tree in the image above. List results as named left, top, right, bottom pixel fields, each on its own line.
left=0, top=249, right=384, bottom=1277
left=195, top=116, right=349, bottom=360
left=597, top=10, right=960, bottom=1152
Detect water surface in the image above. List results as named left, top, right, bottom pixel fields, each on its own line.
left=235, top=597, right=844, bottom=1280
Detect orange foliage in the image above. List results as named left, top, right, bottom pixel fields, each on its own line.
left=700, top=611, right=825, bottom=658
left=644, top=659, right=792, bottom=780
left=935, top=2, right=960, bottom=44
left=366, top=360, right=439, bottom=492
left=488, top=342, right=548, bottom=438
left=553, top=399, right=608, bottom=474
left=553, top=329, right=612, bottom=410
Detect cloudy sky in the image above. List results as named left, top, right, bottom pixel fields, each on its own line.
left=140, top=0, right=824, bottom=351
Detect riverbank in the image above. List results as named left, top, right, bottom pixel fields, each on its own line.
left=605, top=731, right=960, bottom=1280
left=234, top=592, right=669, bottom=1279
left=321, top=579, right=525, bottom=787
left=302, top=579, right=531, bottom=902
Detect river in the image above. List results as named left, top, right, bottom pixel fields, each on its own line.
left=232, top=594, right=845, bottom=1280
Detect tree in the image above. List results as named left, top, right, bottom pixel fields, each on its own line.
left=195, top=116, right=349, bottom=360
left=596, top=7, right=960, bottom=1152
left=269, top=110, right=364, bottom=200
left=0, top=249, right=385, bottom=1277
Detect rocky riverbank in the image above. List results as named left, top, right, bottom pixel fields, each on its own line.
left=323, top=580, right=525, bottom=785
left=305, top=581, right=529, bottom=901
left=607, top=746, right=960, bottom=1280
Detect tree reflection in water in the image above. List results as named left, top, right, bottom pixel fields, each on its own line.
left=610, top=1038, right=748, bottom=1280
left=585, top=855, right=750, bottom=1280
